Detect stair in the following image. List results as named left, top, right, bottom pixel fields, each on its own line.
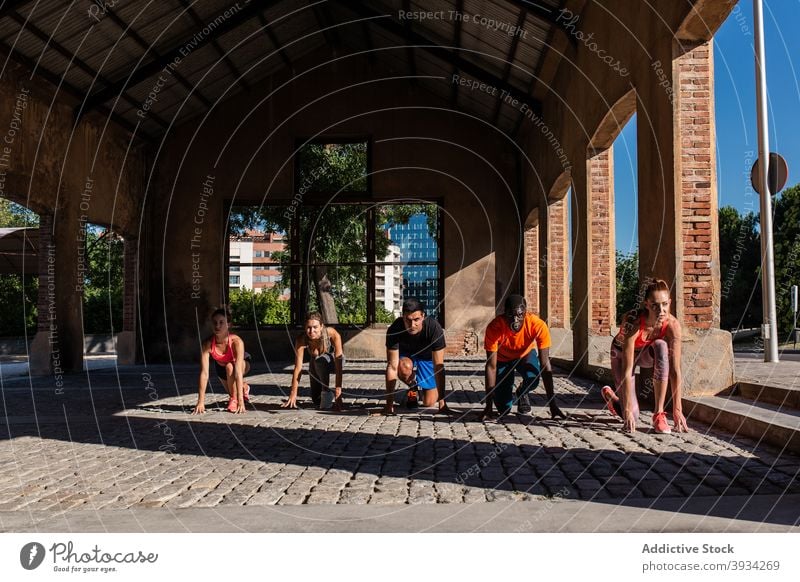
left=684, top=381, right=800, bottom=453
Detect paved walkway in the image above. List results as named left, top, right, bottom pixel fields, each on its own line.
left=0, top=360, right=798, bottom=531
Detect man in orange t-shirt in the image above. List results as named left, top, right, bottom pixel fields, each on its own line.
left=482, top=294, right=565, bottom=419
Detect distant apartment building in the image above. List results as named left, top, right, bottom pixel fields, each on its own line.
left=375, top=243, right=402, bottom=316
left=386, top=213, right=439, bottom=317
left=229, top=230, right=288, bottom=297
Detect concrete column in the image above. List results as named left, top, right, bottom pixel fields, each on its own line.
left=30, top=205, right=84, bottom=376
left=117, top=237, right=138, bottom=365
left=523, top=223, right=540, bottom=313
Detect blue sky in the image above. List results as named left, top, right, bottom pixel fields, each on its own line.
left=612, top=0, right=800, bottom=253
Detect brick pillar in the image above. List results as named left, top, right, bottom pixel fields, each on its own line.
left=117, top=237, right=138, bottom=365
left=676, top=40, right=719, bottom=330
left=547, top=197, right=570, bottom=329
left=589, top=147, right=615, bottom=335
left=30, top=212, right=58, bottom=375
left=629, top=37, right=731, bottom=395
left=523, top=223, right=540, bottom=313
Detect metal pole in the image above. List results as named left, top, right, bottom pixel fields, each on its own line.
left=753, top=0, right=779, bottom=362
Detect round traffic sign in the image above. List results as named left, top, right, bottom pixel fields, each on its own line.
left=751, top=152, right=789, bottom=195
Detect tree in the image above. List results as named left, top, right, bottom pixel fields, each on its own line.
left=82, top=227, right=124, bottom=334
left=0, top=199, right=39, bottom=336
left=718, top=205, right=761, bottom=331
left=230, top=142, right=438, bottom=324
left=773, top=184, right=800, bottom=338
left=615, top=250, right=639, bottom=319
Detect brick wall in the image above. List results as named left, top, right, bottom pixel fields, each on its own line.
left=524, top=224, right=540, bottom=313
left=676, top=40, right=717, bottom=330
left=589, top=148, right=614, bottom=334
left=548, top=198, right=569, bottom=328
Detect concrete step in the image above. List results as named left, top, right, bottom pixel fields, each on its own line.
left=731, top=381, right=800, bottom=410
left=684, top=395, right=800, bottom=454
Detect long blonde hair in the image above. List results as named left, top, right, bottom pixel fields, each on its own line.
left=304, top=311, right=331, bottom=353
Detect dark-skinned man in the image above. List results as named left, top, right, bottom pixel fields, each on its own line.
left=481, top=294, right=566, bottom=420
left=384, top=298, right=453, bottom=415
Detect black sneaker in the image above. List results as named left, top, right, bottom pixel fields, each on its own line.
left=516, top=393, right=531, bottom=414
left=406, top=389, right=419, bottom=409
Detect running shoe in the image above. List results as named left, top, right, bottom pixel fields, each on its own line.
left=243, top=383, right=250, bottom=403
left=652, top=411, right=671, bottom=434
left=227, top=397, right=238, bottom=412
left=406, top=389, right=419, bottom=409
left=516, top=393, right=532, bottom=414
left=601, top=386, right=619, bottom=417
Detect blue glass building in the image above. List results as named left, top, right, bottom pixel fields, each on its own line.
left=387, top=212, right=440, bottom=319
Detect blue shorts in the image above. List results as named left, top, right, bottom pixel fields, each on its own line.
left=400, top=354, right=437, bottom=390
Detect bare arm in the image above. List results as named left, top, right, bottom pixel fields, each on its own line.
left=621, top=331, right=638, bottom=431
left=385, top=348, right=399, bottom=414
left=331, top=328, right=344, bottom=392
left=283, top=336, right=305, bottom=409
left=192, top=340, right=211, bottom=414
left=482, top=350, right=497, bottom=419
left=667, top=317, right=687, bottom=431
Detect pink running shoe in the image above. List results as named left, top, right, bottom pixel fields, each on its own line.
left=243, top=383, right=250, bottom=403
left=600, top=386, right=619, bottom=417
left=227, top=397, right=238, bottom=412
left=652, top=411, right=671, bottom=434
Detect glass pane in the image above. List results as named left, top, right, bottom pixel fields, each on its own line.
left=300, top=204, right=367, bottom=263
left=377, top=204, right=439, bottom=261
left=301, top=265, right=367, bottom=325
left=374, top=261, right=403, bottom=323
left=296, top=142, right=368, bottom=193
left=401, top=264, right=440, bottom=320
left=228, top=264, right=291, bottom=326
left=228, top=206, right=291, bottom=326
left=376, top=204, right=440, bottom=320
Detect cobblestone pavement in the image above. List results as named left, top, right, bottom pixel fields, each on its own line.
left=0, top=359, right=798, bottom=517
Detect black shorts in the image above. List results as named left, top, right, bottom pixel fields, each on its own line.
left=213, top=353, right=251, bottom=382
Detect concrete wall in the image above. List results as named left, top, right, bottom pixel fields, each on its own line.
left=144, top=49, right=521, bottom=361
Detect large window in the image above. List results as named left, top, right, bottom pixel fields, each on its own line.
left=226, top=141, right=442, bottom=327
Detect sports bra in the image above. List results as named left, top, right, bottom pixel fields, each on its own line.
left=633, top=314, right=669, bottom=349
left=613, top=311, right=668, bottom=350
left=210, top=334, right=239, bottom=364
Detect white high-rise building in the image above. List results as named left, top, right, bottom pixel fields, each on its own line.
left=375, top=243, right=403, bottom=316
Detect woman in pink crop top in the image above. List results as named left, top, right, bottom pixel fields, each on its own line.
left=192, top=307, right=252, bottom=415
left=601, top=279, right=688, bottom=434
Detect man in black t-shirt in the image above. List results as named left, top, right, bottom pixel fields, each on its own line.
left=384, top=298, right=452, bottom=414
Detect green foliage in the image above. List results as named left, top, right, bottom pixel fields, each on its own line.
left=718, top=205, right=762, bottom=330
left=297, top=142, right=368, bottom=192
left=229, top=140, right=439, bottom=325
left=0, top=274, right=37, bottom=335
left=229, top=286, right=290, bottom=326
left=615, top=250, right=639, bottom=320
left=82, top=228, right=124, bottom=334
left=0, top=198, right=38, bottom=228
left=773, top=185, right=800, bottom=337
left=0, top=199, right=39, bottom=336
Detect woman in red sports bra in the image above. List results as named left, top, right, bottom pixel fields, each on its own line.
left=192, top=307, right=252, bottom=415
left=601, top=279, right=688, bottom=434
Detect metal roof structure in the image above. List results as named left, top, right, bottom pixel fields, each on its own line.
left=0, top=0, right=566, bottom=141
left=0, top=227, right=38, bottom=275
